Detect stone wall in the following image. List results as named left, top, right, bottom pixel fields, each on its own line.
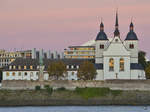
left=2, top=80, right=150, bottom=90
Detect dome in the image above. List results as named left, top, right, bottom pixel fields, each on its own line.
left=125, top=31, right=138, bottom=40
left=95, top=31, right=108, bottom=41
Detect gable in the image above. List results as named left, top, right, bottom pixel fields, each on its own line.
left=103, top=36, right=130, bottom=56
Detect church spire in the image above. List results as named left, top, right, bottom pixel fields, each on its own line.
left=130, top=18, right=134, bottom=31
left=115, top=11, right=119, bottom=27
left=100, top=18, right=104, bottom=31
left=114, top=10, right=120, bottom=37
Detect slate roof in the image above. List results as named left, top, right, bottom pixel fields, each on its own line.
left=3, top=58, right=95, bottom=71
left=125, top=31, right=138, bottom=40
left=130, top=63, right=144, bottom=70
left=68, top=46, right=95, bottom=48
left=3, top=58, right=144, bottom=71
left=95, top=31, right=108, bottom=41
left=94, top=63, right=103, bottom=70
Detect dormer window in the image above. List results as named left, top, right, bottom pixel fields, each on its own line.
left=74, top=65, right=76, bottom=69
left=129, top=44, right=134, bottom=49
left=24, top=66, right=27, bottom=70
left=18, top=66, right=21, bottom=70
left=13, top=66, right=16, bottom=69
left=69, top=65, right=72, bottom=69
left=30, top=66, right=32, bottom=69
left=9, top=66, right=12, bottom=70
left=100, top=45, right=104, bottom=49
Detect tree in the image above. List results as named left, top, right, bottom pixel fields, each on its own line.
left=0, top=68, right=2, bottom=82
left=138, top=51, right=147, bottom=69
left=77, top=61, right=97, bottom=80
left=47, top=61, right=67, bottom=80
left=145, top=64, right=150, bottom=79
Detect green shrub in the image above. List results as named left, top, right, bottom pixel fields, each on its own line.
left=110, top=90, right=122, bottom=96
left=35, top=86, right=41, bottom=91
left=46, top=87, right=53, bottom=94
left=75, top=87, right=110, bottom=99
left=44, top=85, right=50, bottom=89
left=44, top=85, right=53, bottom=94
left=57, top=87, right=66, bottom=91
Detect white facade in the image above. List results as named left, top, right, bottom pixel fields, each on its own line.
left=3, top=71, right=39, bottom=81
left=95, top=36, right=145, bottom=80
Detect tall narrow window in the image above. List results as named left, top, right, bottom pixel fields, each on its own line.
left=109, top=58, right=114, bottom=71
left=12, top=72, right=15, bottom=76
left=120, top=58, right=124, bottom=71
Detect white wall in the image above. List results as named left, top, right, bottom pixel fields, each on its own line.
left=96, top=70, right=104, bottom=80
left=95, top=40, right=109, bottom=63
left=124, top=40, right=138, bottom=63
left=104, top=56, right=131, bottom=80
left=131, top=70, right=146, bottom=79
left=3, top=71, right=39, bottom=81
left=67, top=71, right=78, bottom=80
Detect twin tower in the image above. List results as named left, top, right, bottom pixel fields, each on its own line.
left=95, top=11, right=139, bottom=64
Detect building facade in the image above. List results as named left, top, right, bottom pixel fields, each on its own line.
left=0, top=49, right=64, bottom=68
left=0, top=50, right=22, bottom=68
left=95, top=12, right=145, bottom=80
left=3, top=58, right=90, bottom=81
left=64, top=46, right=95, bottom=59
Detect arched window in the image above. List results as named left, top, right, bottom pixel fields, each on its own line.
left=18, top=72, right=21, bottom=76
left=120, top=58, right=124, bottom=71
left=6, top=72, right=9, bottom=76
left=30, top=72, right=33, bottom=77
left=12, top=72, right=15, bottom=76
left=109, top=58, right=114, bottom=71
left=24, top=72, right=27, bottom=76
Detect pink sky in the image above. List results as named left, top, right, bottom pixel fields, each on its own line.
left=0, top=0, right=150, bottom=58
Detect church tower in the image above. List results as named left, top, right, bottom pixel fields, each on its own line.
left=124, top=21, right=139, bottom=63
left=95, top=21, right=109, bottom=63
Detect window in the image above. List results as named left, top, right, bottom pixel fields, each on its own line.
left=18, top=66, right=21, bottom=70
left=109, top=58, right=114, bottom=71
left=73, top=65, right=76, bottom=69
left=12, top=72, right=15, bottom=76
left=129, top=44, right=134, bottom=49
left=36, top=72, right=39, bottom=76
left=24, top=72, right=27, bottom=76
left=24, top=66, right=27, bottom=70
left=9, top=66, right=12, bottom=70
left=30, top=66, right=33, bottom=70
left=69, top=65, right=72, bottom=69
left=13, top=66, right=16, bottom=69
left=6, top=72, right=9, bottom=76
left=72, top=72, right=74, bottom=75
left=18, top=72, right=21, bottom=76
left=30, top=72, right=33, bottom=77
left=120, top=58, right=124, bottom=71
left=100, top=45, right=104, bottom=49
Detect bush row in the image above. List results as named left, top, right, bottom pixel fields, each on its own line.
left=35, top=86, right=122, bottom=99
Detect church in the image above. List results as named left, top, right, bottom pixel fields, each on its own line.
left=2, top=12, right=146, bottom=81
left=95, top=12, right=145, bottom=80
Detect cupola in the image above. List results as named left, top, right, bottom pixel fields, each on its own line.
left=125, top=22, right=138, bottom=40
left=95, top=21, right=108, bottom=41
